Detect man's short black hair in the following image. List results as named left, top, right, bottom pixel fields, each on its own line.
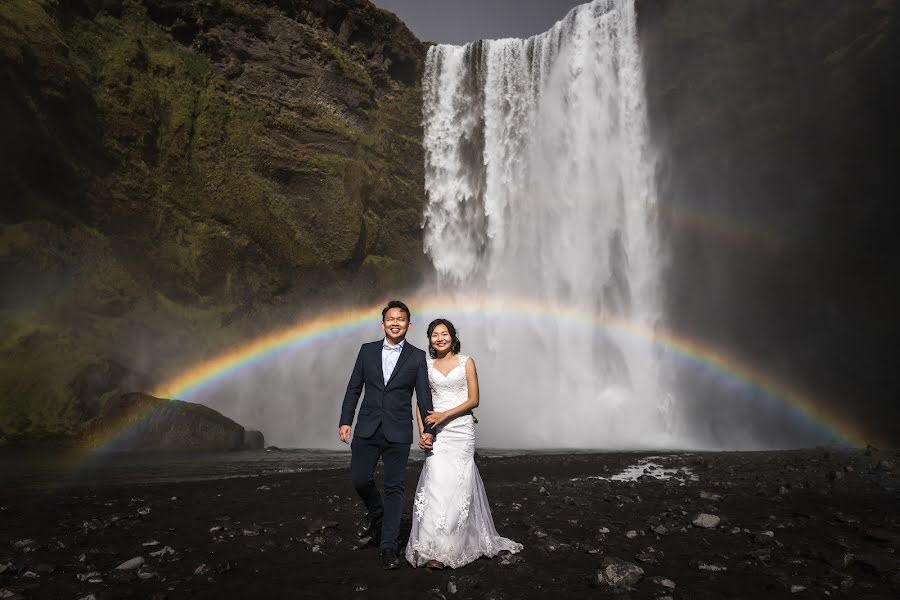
left=382, top=300, right=411, bottom=322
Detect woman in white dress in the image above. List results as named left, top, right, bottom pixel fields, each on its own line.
left=405, top=318, right=522, bottom=569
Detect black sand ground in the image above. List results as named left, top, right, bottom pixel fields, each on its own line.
left=1, top=449, right=898, bottom=599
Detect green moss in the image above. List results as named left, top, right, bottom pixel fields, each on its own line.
left=327, top=44, right=375, bottom=93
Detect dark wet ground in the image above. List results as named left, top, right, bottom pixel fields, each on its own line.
left=1, top=448, right=898, bottom=599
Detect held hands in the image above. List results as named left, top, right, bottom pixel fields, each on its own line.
left=418, top=432, right=433, bottom=451
left=425, top=410, right=447, bottom=427
left=339, top=425, right=351, bottom=444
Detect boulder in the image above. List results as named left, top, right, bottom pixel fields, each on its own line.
left=242, top=429, right=265, bottom=450
left=88, top=393, right=246, bottom=451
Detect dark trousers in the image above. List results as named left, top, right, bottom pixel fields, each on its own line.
left=350, top=424, right=410, bottom=550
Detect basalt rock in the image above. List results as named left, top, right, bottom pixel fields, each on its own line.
left=87, top=392, right=247, bottom=451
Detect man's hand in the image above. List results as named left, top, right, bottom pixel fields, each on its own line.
left=339, top=425, right=352, bottom=444
left=418, top=432, right=433, bottom=451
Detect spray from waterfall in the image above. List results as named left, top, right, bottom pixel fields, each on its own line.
left=420, top=0, right=676, bottom=447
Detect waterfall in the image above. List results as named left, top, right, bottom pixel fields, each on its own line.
left=421, top=0, right=677, bottom=448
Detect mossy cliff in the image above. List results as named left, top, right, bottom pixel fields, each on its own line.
left=0, top=0, right=429, bottom=444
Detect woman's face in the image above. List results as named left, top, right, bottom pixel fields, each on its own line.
left=430, top=324, right=452, bottom=353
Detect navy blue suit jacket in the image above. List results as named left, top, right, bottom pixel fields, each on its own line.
left=340, top=340, right=435, bottom=443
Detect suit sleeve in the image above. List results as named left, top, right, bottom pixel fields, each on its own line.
left=415, top=352, right=435, bottom=436
left=340, top=345, right=365, bottom=427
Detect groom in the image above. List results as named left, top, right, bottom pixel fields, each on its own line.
left=339, top=300, right=435, bottom=569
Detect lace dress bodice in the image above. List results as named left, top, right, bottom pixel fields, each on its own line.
left=427, top=354, right=471, bottom=415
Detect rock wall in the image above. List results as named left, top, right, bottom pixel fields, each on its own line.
left=638, top=0, right=900, bottom=445
left=0, top=0, right=429, bottom=444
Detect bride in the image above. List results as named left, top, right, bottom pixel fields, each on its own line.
left=405, top=318, right=522, bottom=569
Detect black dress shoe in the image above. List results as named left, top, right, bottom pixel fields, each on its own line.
left=355, top=515, right=382, bottom=539
left=380, top=548, right=401, bottom=570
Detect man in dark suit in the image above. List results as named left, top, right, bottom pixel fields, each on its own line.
left=339, top=300, right=435, bottom=569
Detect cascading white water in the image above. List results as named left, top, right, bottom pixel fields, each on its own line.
left=421, top=0, right=678, bottom=447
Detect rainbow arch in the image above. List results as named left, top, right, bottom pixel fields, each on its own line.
left=113, top=294, right=872, bottom=450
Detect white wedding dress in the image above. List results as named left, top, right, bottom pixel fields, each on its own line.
left=405, top=354, right=522, bottom=568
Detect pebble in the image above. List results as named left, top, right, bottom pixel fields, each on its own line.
left=697, top=562, right=727, bottom=572
left=115, top=556, right=145, bottom=570
left=649, top=576, right=676, bottom=589
left=194, top=563, right=209, bottom=575
left=692, top=513, right=721, bottom=529
left=149, top=545, right=175, bottom=557
left=626, top=530, right=639, bottom=539
left=595, top=556, right=644, bottom=588
left=76, top=571, right=102, bottom=582
left=790, top=584, right=806, bottom=593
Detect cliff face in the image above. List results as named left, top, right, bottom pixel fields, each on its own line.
left=0, top=0, right=429, bottom=443
left=638, top=0, right=900, bottom=445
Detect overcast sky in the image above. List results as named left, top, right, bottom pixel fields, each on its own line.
left=371, top=0, right=588, bottom=45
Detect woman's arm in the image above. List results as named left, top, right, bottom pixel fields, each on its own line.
left=425, top=358, right=480, bottom=427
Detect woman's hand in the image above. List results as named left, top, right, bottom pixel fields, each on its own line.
left=425, top=410, right=447, bottom=427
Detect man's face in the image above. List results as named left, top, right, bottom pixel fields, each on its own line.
left=382, top=308, right=410, bottom=345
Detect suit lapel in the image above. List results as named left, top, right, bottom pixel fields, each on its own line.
left=374, top=342, right=386, bottom=390
left=385, top=342, right=413, bottom=388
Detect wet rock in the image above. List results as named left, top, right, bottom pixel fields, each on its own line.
left=635, top=546, right=664, bottom=564
left=692, top=513, right=721, bottom=529
left=649, top=576, right=676, bottom=589
left=700, top=491, right=722, bottom=501
left=594, top=557, right=644, bottom=588
left=307, top=519, right=339, bottom=534
left=194, top=563, right=209, bottom=575
left=789, top=584, right=806, bottom=593
left=498, top=552, right=522, bottom=567
left=446, top=574, right=479, bottom=595
left=115, top=556, right=145, bottom=570
left=92, top=393, right=247, bottom=451
left=625, top=530, right=639, bottom=539
left=697, top=562, right=727, bottom=572
left=755, top=530, right=776, bottom=544
left=77, top=571, right=103, bottom=582
left=243, top=429, right=265, bottom=450
left=149, top=545, right=175, bottom=557
left=11, top=539, right=37, bottom=552
left=652, top=524, right=669, bottom=535
left=876, top=460, right=894, bottom=472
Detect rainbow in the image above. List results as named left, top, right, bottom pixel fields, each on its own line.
left=113, top=294, right=873, bottom=450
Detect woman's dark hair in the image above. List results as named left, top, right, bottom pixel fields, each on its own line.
left=382, top=300, right=411, bottom=322
left=427, top=318, right=461, bottom=358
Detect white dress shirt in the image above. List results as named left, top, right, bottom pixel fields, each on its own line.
left=381, top=338, right=405, bottom=385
